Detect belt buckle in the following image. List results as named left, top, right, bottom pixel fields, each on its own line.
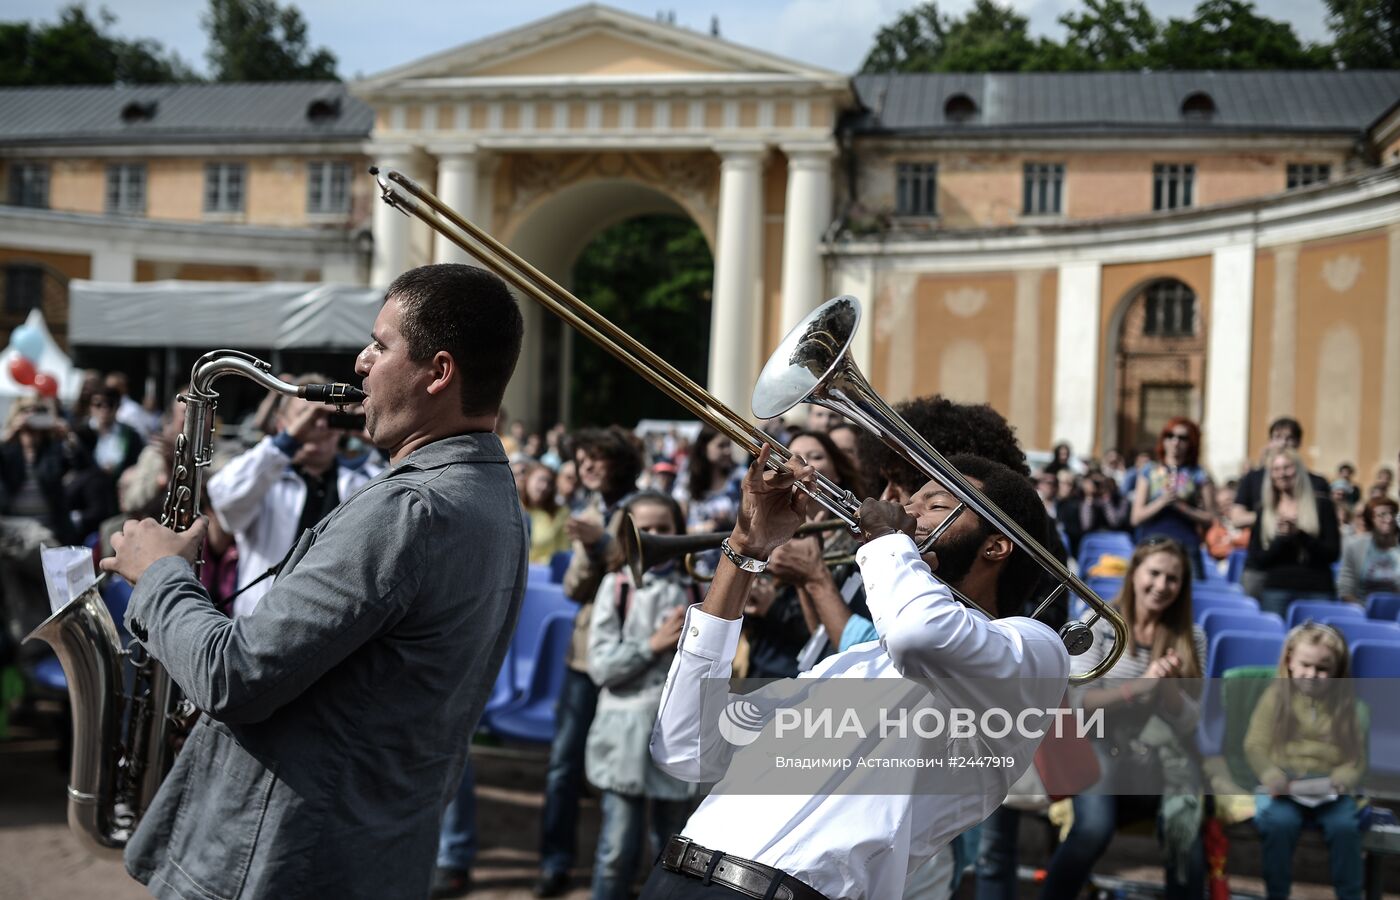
left=669, top=835, right=694, bottom=870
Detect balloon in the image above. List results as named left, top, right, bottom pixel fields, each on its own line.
left=10, top=324, right=45, bottom=362
left=7, top=355, right=36, bottom=385
left=33, top=372, right=58, bottom=398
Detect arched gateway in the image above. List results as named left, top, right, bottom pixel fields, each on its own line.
left=353, top=6, right=850, bottom=427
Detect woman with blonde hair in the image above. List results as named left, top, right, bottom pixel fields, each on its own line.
left=1247, top=447, right=1340, bottom=617
left=1245, top=623, right=1365, bottom=900
left=1039, top=537, right=1207, bottom=899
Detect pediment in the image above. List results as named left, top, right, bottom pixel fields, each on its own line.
left=357, top=4, right=842, bottom=93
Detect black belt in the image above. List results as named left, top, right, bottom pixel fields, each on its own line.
left=660, top=836, right=831, bottom=900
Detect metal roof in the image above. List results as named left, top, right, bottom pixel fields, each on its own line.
left=0, top=82, right=373, bottom=146
left=848, top=71, right=1400, bottom=136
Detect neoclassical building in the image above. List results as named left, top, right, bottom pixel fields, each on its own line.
left=3, top=4, right=1399, bottom=479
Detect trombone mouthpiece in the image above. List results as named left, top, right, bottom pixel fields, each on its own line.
left=368, top=166, right=380, bottom=175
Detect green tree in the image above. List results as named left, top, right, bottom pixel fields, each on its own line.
left=0, top=5, right=194, bottom=86
left=1147, top=0, right=1332, bottom=69
left=568, top=216, right=714, bottom=427
left=1324, top=0, right=1400, bottom=68
left=203, top=0, right=337, bottom=82
left=1057, top=0, right=1161, bottom=70
left=861, top=2, right=952, bottom=72
left=861, top=0, right=1077, bottom=73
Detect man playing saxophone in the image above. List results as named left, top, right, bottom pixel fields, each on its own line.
left=102, top=264, right=528, bottom=900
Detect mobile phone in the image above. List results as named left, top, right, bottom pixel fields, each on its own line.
left=328, top=412, right=366, bottom=430
left=24, top=413, right=57, bottom=430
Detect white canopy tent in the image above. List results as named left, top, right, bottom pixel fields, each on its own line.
left=67, top=280, right=382, bottom=350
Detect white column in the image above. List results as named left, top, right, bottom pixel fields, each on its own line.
left=432, top=148, right=478, bottom=265
left=1009, top=269, right=1042, bottom=443
left=1381, top=226, right=1400, bottom=461
left=1204, top=244, right=1256, bottom=479
left=90, top=247, right=135, bottom=283
left=708, top=143, right=766, bottom=416
left=778, top=143, right=835, bottom=336
left=1051, top=260, right=1102, bottom=455
left=368, top=146, right=422, bottom=288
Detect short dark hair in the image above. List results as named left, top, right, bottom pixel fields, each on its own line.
left=1269, top=416, right=1303, bottom=443
left=568, top=425, right=644, bottom=503
left=622, top=490, right=687, bottom=537
left=386, top=264, right=523, bottom=416
left=856, top=395, right=1029, bottom=495
left=947, top=453, right=1048, bottom=618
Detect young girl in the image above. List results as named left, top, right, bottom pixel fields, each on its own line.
left=1245, top=623, right=1366, bottom=900
left=584, top=491, right=697, bottom=900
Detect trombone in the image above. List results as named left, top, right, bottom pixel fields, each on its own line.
left=370, top=168, right=1127, bottom=683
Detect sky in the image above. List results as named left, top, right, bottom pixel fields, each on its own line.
left=6, top=0, right=1334, bottom=79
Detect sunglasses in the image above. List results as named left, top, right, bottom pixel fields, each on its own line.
left=1163, top=432, right=1192, bottom=442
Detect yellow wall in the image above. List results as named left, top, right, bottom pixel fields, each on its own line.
left=1249, top=248, right=1277, bottom=463
left=864, top=149, right=1352, bottom=227
left=29, top=155, right=365, bottom=226
left=474, top=32, right=729, bottom=77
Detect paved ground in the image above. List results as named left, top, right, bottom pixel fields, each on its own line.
left=2, top=717, right=1396, bottom=900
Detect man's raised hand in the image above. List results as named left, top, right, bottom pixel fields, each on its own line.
left=730, top=444, right=816, bottom=560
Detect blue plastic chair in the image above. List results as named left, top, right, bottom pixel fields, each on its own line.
left=487, top=613, right=576, bottom=744
left=1077, top=531, right=1134, bottom=574
left=1224, top=548, right=1248, bottom=584
left=1198, top=547, right=1228, bottom=581
left=1286, top=600, right=1364, bottom=630
left=1323, top=618, right=1400, bottom=647
left=1086, top=577, right=1123, bottom=602
left=1365, top=592, right=1400, bottom=622
left=478, top=646, right=519, bottom=729
left=528, top=563, right=551, bottom=585
left=1193, top=581, right=1246, bottom=598
left=1192, top=594, right=1258, bottom=622
left=1199, top=609, right=1284, bottom=642
left=1198, top=630, right=1286, bottom=755
left=510, top=582, right=576, bottom=695
left=30, top=654, right=67, bottom=693
left=1350, top=639, right=1400, bottom=678
left=549, top=550, right=573, bottom=584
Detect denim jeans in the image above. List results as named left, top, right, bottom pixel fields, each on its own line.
left=436, top=755, right=477, bottom=871
left=1254, top=793, right=1362, bottom=900
left=1039, top=793, right=1204, bottom=899
left=975, top=806, right=1021, bottom=900
left=591, top=791, right=690, bottom=900
left=540, top=668, right=600, bottom=875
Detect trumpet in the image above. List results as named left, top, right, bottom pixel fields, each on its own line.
left=622, top=517, right=849, bottom=583
left=370, top=168, right=1127, bottom=683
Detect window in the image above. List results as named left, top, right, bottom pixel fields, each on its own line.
left=895, top=162, right=937, bottom=216
left=106, top=164, right=146, bottom=215
left=943, top=93, right=978, bottom=124
left=8, top=163, right=49, bottom=208
left=307, top=161, right=351, bottom=214
left=1153, top=163, right=1195, bottom=211
left=1023, top=162, right=1064, bottom=215
left=1287, top=163, right=1331, bottom=189
left=1143, top=280, right=1196, bottom=337
left=4, top=265, right=44, bottom=315
left=1180, top=91, right=1217, bottom=121
left=204, top=162, right=245, bottom=213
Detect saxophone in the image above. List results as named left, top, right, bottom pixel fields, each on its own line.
left=24, top=350, right=363, bottom=857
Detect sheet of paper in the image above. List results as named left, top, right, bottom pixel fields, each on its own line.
left=40, top=545, right=98, bottom=615
left=1288, top=776, right=1338, bottom=808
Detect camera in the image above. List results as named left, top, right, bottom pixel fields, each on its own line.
left=23, top=413, right=57, bottom=430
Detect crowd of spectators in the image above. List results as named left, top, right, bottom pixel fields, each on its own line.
left=4, top=370, right=1400, bottom=900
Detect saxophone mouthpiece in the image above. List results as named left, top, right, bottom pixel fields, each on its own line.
left=300, top=383, right=366, bottom=405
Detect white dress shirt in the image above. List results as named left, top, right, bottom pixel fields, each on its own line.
left=208, top=437, right=380, bottom=617
left=649, top=533, right=1070, bottom=900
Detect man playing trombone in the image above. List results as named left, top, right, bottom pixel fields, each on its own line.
left=642, top=446, right=1071, bottom=900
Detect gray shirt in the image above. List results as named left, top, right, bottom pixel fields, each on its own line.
left=122, top=433, right=526, bottom=900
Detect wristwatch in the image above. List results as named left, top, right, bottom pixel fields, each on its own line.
left=720, top=537, right=768, bottom=574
